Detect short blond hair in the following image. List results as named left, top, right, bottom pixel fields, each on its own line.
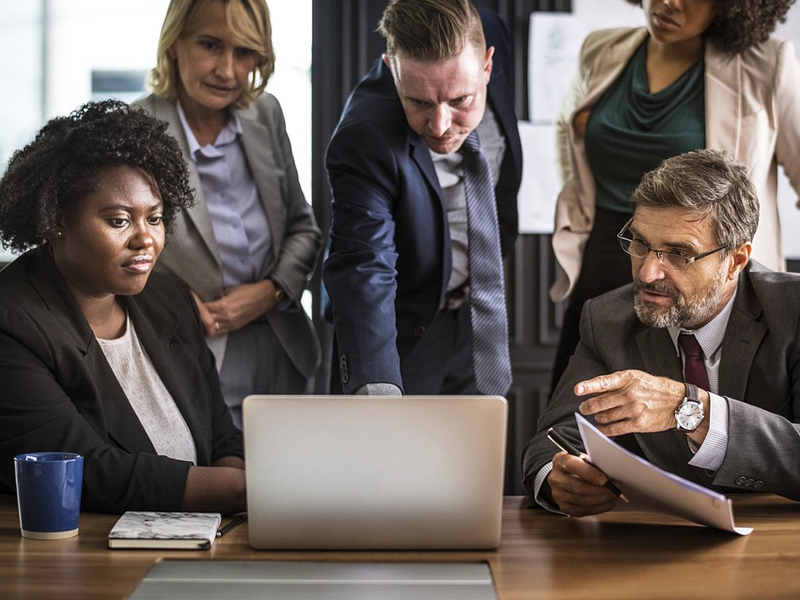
left=378, top=0, right=485, bottom=62
left=149, top=0, right=275, bottom=109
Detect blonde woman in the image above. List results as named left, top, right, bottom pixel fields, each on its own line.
left=136, top=0, right=322, bottom=425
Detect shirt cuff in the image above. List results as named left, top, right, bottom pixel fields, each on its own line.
left=356, top=383, right=403, bottom=396
left=532, top=462, right=568, bottom=515
left=688, top=392, right=729, bottom=472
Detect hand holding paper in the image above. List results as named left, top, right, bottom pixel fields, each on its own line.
left=574, top=413, right=752, bottom=535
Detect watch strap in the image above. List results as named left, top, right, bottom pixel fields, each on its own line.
left=684, top=383, right=700, bottom=403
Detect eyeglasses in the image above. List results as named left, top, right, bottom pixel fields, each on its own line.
left=616, top=218, right=728, bottom=271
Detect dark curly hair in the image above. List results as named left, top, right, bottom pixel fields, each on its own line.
left=625, top=0, right=796, bottom=55
left=0, top=99, right=193, bottom=252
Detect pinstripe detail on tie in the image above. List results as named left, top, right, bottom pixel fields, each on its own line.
left=459, top=131, right=512, bottom=395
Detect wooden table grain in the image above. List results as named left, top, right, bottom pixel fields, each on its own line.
left=1, top=494, right=799, bottom=599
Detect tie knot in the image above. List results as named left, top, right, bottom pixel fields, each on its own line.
left=678, top=333, right=703, bottom=359
left=460, top=131, right=480, bottom=154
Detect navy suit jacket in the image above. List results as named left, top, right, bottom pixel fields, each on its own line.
left=323, top=9, right=522, bottom=393
left=0, top=248, right=243, bottom=513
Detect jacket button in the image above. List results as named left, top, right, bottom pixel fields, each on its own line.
left=753, top=480, right=764, bottom=489
left=339, top=354, right=349, bottom=384
left=413, top=325, right=426, bottom=337
left=735, top=476, right=747, bottom=486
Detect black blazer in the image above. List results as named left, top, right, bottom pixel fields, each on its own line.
left=323, top=9, right=522, bottom=393
left=0, top=248, right=243, bottom=513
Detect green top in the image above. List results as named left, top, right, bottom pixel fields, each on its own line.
left=585, top=39, right=706, bottom=214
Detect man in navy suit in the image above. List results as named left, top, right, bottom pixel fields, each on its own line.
left=324, top=0, right=522, bottom=395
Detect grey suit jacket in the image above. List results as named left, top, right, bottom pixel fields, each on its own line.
left=523, top=262, right=800, bottom=502
left=134, top=93, right=322, bottom=378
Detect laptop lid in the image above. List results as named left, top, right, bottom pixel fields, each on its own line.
left=242, top=395, right=507, bottom=550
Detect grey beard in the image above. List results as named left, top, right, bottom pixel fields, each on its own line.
left=633, top=275, right=724, bottom=330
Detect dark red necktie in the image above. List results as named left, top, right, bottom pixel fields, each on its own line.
left=678, top=333, right=710, bottom=390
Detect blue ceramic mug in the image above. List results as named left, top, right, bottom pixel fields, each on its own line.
left=14, top=452, right=83, bottom=539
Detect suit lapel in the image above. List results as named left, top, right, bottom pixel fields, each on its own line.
left=486, top=65, right=521, bottom=176
left=238, top=106, right=285, bottom=277
left=150, top=96, right=222, bottom=266
left=82, top=343, right=157, bottom=454
left=704, top=46, right=741, bottom=155
left=409, top=134, right=451, bottom=300
left=635, top=326, right=682, bottom=381
left=579, top=29, right=648, bottom=112
left=718, top=270, right=766, bottom=400
left=125, top=295, right=206, bottom=444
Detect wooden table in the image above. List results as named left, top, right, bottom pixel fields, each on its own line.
left=2, top=494, right=800, bottom=599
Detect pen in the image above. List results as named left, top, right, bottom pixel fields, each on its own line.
left=546, top=427, right=629, bottom=503
left=216, top=514, right=247, bottom=537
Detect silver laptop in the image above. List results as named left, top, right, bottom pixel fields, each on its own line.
left=242, top=395, right=507, bottom=550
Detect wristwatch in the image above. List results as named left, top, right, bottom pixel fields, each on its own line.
left=270, top=278, right=284, bottom=304
left=674, top=383, right=704, bottom=432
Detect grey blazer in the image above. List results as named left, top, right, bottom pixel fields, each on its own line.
left=523, top=262, right=800, bottom=502
left=134, top=93, right=322, bottom=378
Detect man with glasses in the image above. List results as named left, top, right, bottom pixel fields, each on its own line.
left=522, top=148, right=800, bottom=515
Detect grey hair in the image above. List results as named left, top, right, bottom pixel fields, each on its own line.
left=630, top=149, right=759, bottom=251
left=378, top=0, right=485, bottom=62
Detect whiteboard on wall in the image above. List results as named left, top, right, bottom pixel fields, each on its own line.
left=518, top=0, right=644, bottom=233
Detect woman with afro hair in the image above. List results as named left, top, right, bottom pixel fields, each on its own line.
left=548, top=0, right=800, bottom=392
left=0, top=100, right=246, bottom=515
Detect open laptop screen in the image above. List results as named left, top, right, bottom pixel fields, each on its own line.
left=243, top=395, right=507, bottom=550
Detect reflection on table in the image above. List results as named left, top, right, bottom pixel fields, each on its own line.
left=2, top=494, right=800, bottom=599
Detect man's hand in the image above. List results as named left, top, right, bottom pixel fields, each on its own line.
left=575, top=369, right=711, bottom=444
left=575, top=370, right=687, bottom=436
left=546, top=451, right=618, bottom=517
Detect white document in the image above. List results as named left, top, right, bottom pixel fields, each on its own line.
left=517, top=121, right=558, bottom=233
left=528, top=2, right=643, bottom=123
left=528, top=13, right=583, bottom=123
left=575, top=414, right=752, bottom=535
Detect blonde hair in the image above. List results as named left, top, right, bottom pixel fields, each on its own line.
left=149, top=0, right=275, bottom=108
left=378, top=0, right=485, bottom=62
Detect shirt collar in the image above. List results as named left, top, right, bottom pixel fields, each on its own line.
left=667, top=287, right=737, bottom=359
left=175, top=99, right=242, bottom=161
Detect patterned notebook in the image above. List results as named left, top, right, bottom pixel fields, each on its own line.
left=108, top=511, right=222, bottom=550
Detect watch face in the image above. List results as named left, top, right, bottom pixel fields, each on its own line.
left=677, top=401, right=703, bottom=431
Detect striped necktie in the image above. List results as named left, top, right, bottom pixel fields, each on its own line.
left=459, top=131, right=512, bottom=395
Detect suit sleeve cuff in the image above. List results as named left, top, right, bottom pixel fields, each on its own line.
left=356, top=383, right=403, bottom=396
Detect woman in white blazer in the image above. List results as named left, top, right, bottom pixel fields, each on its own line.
left=550, top=0, right=800, bottom=390
left=135, top=0, right=322, bottom=426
